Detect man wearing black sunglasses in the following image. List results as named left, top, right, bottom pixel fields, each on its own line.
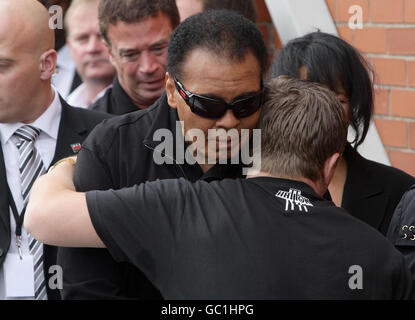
left=57, top=9, right=269, bottom=299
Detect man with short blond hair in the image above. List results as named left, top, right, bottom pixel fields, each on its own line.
left=65, top=0, right=115, bottom=108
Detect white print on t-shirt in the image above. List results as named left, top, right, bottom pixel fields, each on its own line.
left=275, top=188, right=314, bottom=212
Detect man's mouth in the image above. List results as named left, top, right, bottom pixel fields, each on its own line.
left=142, top=78, right=165, bottom=90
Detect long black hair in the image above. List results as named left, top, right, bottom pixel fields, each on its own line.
left=272, top=31, right=374, bottom=147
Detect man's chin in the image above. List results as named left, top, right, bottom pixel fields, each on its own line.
left=203, top=148, right=241, bottom=165
left=139, top=88, right=165, bottom=103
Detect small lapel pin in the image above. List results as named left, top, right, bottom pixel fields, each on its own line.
left=70, top=143, right=82, bottom=154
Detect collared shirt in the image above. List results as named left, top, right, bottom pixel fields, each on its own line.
left=67, top=83, right=112, bottom=109
left=52, top=45, right=76, bottom=99
left=0, top=88, right=62, bottom=300
left=90, top=77, right=140, bottom=115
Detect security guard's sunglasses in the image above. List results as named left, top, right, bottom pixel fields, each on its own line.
left=174, top=77, right=263, bottom=119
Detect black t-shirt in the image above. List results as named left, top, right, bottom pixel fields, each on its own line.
left=87, top=177, right=414, bottom=300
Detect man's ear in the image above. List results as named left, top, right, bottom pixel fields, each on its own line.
left=322, top=152, right=340, bottom=188
left=104, top=41, right=116, bottom=67
left=66, top=37, right=71, bottom=50
left=39, top=49, right=57, bottom=81
left=165, top=72, right=178, bottom=110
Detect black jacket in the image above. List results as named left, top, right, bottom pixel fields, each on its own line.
left=342, top=144, right=415, bottom=235
left=58, top=92, right=245, bottom=299
left=90, top=77, right=140, bottom=115
left=387, top=184, right=415, bottom=279
left=0, top=98, right=110, bottom=300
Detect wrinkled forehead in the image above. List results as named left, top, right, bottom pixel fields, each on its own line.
left=178, top=48, right=262, bottom=101
left=179, top=47, right=261, bottom=83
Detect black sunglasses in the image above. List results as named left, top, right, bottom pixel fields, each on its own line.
left=174, top=77, right=263, bottom=119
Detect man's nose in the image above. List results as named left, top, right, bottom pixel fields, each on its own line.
left=138, top=51, right=158, bottom=74
left=86, top=35, right=103, bottom=53
left=216, top=110, right=240, bottom=129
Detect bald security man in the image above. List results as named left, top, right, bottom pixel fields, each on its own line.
left=0, top=0, right=110, bottom=300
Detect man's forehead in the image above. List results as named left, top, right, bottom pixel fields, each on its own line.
left=109, top=21, right=171, bottom=51
left=0, top=23, right=28, bottom=55
left=180, top=49, right=261, bottom=81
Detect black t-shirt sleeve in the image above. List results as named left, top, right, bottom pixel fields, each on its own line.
left=86, top=178, right=190, bottom=285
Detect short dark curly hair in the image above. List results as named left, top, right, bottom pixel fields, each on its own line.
left=202, top=0, right=256, bottom=22
left=98, top=0, right=180, bottom=46
left=167, top=9, right=268, bottom=80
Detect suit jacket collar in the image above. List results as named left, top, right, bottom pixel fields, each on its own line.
left=51, top=97, right=88, bottom=166
left=343, top=144, right=384, bottom=198
left=342, top=143, right=387, bottom=229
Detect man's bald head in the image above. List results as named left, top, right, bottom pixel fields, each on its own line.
left=0, top=0, right=55, bottom=53
left=0, top=0, right=58, bottom=123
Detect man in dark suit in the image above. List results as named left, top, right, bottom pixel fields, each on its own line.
left=0, top=0, right=109, bottom=300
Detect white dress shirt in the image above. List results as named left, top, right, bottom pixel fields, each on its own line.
left=52, top=45, right=76, bottom=99
left=0, top=88, right=62, bottom=299
left=67, top=83, right=112, bottom=109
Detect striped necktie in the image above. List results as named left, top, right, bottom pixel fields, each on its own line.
left=13, top=125, right=47, bottom=300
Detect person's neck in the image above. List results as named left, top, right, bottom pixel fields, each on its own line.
left=199, top=162, right=215, bottom=173
left=23, top=85, right=54, bottom=124
left=131, top=96, right=155, bottom=110
left=246, top=170, right=326, bottom=196
left=120, top=81, right=156, bottom=110
left=84, top=78, right=113, bottom=106
left=328, top=155, right=348, bottom=207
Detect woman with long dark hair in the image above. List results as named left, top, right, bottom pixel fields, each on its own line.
left=272, top=31, right=415, bottom=235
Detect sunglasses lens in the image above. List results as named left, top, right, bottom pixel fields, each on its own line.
left=192, top=97, right=227, bottom=119
left=233, top=94, right=262, bottom=118
left=192, top=94, right=262, bottom=119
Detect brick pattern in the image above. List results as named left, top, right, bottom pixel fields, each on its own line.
left=256, top=0, right=415, bottom=176
left=326, top=0, right=415, bottom=176
left=254, top=0, right=283, bottom=61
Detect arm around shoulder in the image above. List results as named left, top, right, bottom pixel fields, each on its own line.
left=25, top=158, right=105, bottom=248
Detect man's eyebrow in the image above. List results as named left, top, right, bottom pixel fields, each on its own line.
left=149, top=39, right=169, bottom=48
left=0, top=58, right=14, bottom=63
left=72, top=31, right=89, bottom=38
left=119, top=48, right=138, bottom=55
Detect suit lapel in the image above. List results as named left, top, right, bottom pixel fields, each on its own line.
left=343, top=144, right=388, bottom=229
left=51, top=98, right=87, bottom=167
left=0, top=145, right=11, bottom=263
left=0, top=144, right=11, bottom=233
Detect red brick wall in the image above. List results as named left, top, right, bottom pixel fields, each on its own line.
left=254, top=0, right=282, bottom=58
left=326, top=0, right=415, bottom=176
left=256, top=0, right=415, bottom=176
